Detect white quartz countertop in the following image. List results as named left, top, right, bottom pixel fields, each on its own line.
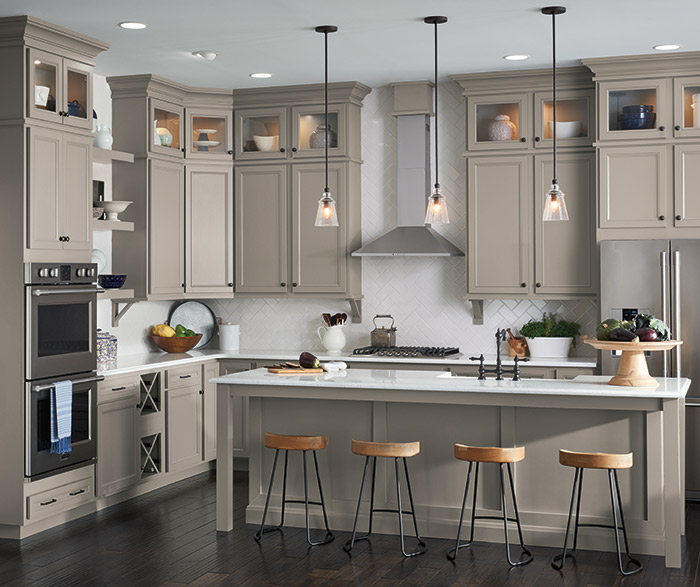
left=211, top=368, right=690, bottom=399
left=98, top=348, right=596, bottom=377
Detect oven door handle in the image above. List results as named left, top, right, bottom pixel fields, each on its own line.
left=32, top=288, right=105, bottom=296
left=32, top=375, right=105, bottom=392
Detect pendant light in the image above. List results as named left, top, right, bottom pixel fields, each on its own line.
left=314, top=25, right=339, bottom=227
left=424, top=16, right=449, bottom=225
left=541, top=6, right=569, bottom=222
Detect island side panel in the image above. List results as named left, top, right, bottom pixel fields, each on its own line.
left=216, top=384, right=235, bottom=531
left=663, top=397, right=683, bottom=567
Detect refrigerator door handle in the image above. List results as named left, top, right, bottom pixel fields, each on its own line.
left=686, top=402, right=700, bottom=408
left=673, top=250, right=681, bottom=378
left=661, top=251, right=669, bottom=377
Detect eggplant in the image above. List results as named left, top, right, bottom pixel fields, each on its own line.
left=299, top=351, right=321, bottom=369
left=635, top=327, right=658, bottom=342
left=609, top=328, right=639, bottom=343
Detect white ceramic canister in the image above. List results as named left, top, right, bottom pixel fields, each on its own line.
left=94, top=124, right=113, bottom=149
left=317, top=324, right=346, bottom=355
left=488, top=114, right=517, bottom=141
left=219, top=323, right=240, bottom=351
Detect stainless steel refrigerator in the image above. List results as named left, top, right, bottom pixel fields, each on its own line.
left=600, top=240, right=700, bottom=499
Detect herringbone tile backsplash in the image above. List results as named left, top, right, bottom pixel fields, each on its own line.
left=97, top=81, right=598, bottom=357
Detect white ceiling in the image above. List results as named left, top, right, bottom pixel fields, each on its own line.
left=2, top=0, right=699, bottom=89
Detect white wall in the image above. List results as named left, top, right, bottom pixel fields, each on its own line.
left=93, top=75, right=597, bottom=357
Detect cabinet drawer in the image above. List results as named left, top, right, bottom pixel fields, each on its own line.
left=166, top=364, right=202, bottom=389
left=98, top=374, right=140, bottom=403
left=26, top=473, right=94, bottom=522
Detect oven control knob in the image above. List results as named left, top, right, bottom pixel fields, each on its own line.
left=38, top=268, right=49, bottom=278
left=49, top=268, right=59, bottom=278
left=87, top=268, right=95, bottom=277
left=76, top=268, right=86, bottom=277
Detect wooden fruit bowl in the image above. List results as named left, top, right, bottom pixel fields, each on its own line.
left=585, top=338, right=682, bottom=387
left=152, top=334, right=202, bottom=353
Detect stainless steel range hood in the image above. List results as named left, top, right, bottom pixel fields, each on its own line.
left=352, top=114, right=463, bottom=257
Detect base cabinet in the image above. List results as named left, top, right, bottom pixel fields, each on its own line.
left=166, top=384, right=202, bottom=473
left=202, top=362, right=218, bottom=461
left=97, top=396, right=138, bottom=497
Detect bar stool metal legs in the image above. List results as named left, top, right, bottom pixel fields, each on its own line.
left=551, top=467, right=643, bottom=576
left=254, top=437, right=334, bottom=547
left=446, top=461, right=532, bottom=566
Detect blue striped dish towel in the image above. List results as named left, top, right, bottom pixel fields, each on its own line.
left=50, top=380, right=72, bottom=455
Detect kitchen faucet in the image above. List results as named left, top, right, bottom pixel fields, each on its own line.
left=469, top=329, right=529, bottom=381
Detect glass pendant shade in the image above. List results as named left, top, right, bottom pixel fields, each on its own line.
left=425, top=186, right=449, bottom=224
left=542, top=183, right=569, bottom=221
left=315, top=189, right=339, bottom=227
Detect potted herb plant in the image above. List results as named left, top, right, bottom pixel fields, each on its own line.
left=519, top=312, right=581, bottom=358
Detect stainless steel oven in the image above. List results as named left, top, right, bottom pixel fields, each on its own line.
left=25, top=263, right=100, bottom=381
left=25, top=373, right=102, bottom=479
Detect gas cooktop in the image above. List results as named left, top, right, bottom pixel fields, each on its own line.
left=352, top=346, right=461, bottom=358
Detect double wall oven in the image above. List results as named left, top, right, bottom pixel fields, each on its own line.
left=24, top=262, right=103, bottom=479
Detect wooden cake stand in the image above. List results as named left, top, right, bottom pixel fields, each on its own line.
left=585, top=339, right=683, bottom=387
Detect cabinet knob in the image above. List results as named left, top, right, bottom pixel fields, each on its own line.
left=520, top=282, right=527, bottom=288
left=227, top=282, right=233, bottom=287
left=280, top=282, right=286, bottom=287
left=659, top=126, right=665, bottom=131
left=181, top=148, right=186, bottom=152
left=659, top=215, right=665, bottom=221
left=520, top=137, right=527, bottom=143
left=676, top=215, right=682, bottom=221
left=534, top=137, right=541, bottom=142
left=181, top=283, right=185, bottom=287
left=228, top=150, right=233, bottom=155
left=199, top=390, right=203, bottom=395
left=536, top=282, right=542, bottom=288
left=65, top=236, right=70, bottom=242
left=291, top=147, right=297, bottom=152
left=279, top=147, right=286, bottom=153
left=675, top=125, right=681, bottom=131
left=292, top=282, right=298, bottom=287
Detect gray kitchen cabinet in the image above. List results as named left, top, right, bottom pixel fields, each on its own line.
left=27, top=127, right=92, bottom=253
left=166, top=384, right=202, bottom=472
left=202, top=362, right=218, bottom=461
left=674, top=144, right=700, bottom=228
left=185, top=165, right=233, bottom=296
left=219, top=360, right=254, bottom=455
left=97, top=396, right=138, bottom=497
left=149, top=158, right=185, bottom=297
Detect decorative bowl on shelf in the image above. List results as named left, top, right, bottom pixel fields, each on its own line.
left=152, top=334, right=202, bottom=353
left=548, top=120, right=582, bottom=139
left=253, top=135, right=278, bottom=151
left=98, top=274, right=127, bottom=289
left=92, top=207, right=104, bottom=219
left=97, top=200, right=132, bottom=221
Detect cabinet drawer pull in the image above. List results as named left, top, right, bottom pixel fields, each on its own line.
left=179, top=374, right=192, bottom=379
left=111, top=386, right=126, bottom=392
left=69, top=489, right=86, bottom=497
left=40, top=499, right=57, bottom=506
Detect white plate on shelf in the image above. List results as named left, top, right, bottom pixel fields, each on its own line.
left=193, top=140, right=221, bottom=147
left=196, top=129, right=218, bottom=134
left=91, top=249, right=107, bottom=274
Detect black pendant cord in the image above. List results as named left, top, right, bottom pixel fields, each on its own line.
left=551, top=11, right=557, bottom=186
left=324, top=29, right=329, bottom=193
left=433, top=20, right=439, bottom=190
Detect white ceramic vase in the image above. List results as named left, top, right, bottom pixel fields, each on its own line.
left=94, top=124, right=113, bottom=149
left=525, top=337, right=573, bottom=358
left=488, top=114, right=517, bottom=141
left=317, top=325, right=346, bottom=355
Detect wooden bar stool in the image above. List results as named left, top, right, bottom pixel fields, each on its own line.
left=447, top=445, right=533, bottom=566
left=343, top=439, right=427, bottom=557
left=552, top=449, right=642, bottom=576
left=254, top=433, right=334, bottom=547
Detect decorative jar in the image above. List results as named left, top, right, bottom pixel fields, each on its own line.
left=97, top=330, right=118, bottom=364
left=309, top=123, right=337, bottom=149
left=317, top=324, right=346, bottom=355
left=94, top=124, right=113, bottom=149
left=488, top=114, right=517, bottom=141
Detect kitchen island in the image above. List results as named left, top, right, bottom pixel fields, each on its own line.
left=213, top=369, right=689, bottom=567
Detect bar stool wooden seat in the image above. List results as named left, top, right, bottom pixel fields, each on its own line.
left=552, top=449, right=642, bottom=576
left=343, top=439, right=427, bottom=557
left=254, top=433, right=333, bottom=547
left=447, top=445, right=533, bottom=566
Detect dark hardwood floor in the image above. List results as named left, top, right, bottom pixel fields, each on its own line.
left=1, top=471, right=699, bottom=586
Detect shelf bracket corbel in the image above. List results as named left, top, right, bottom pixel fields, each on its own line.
left=470, top=299, right=484, bottom=325
left=111, top=300, right=137, bottom=328
left=347, top=298, right=362, bottom=322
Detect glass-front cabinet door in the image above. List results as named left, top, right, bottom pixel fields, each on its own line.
left=62, top=58, right=92, bottom=130
left=597, top=79, right=671, bottom=141
left=673, top=76, right=700, bottom=139
left=467, top=93, right=530, bottom=151
left=534, top=89, right=594, bottom=148
left=234, top=107, right=287, bottom=160
left=291, top=104, right=346, bottom=158
left=186, top=111, right=232, bottom=160
left=150, top=99, right=184, bottom=158
left=28, top=48, right=62, bottom=124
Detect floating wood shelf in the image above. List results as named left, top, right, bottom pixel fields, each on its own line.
left=91, top=219, right=134, bottom=231
left=97, top=288, right=134, bottom=301
left=93, top=148, right=135, bottom=164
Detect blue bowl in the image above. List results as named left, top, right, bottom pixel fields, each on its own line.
left=621, top=104, right=654, bottom=114
left=98, top=274, right=127, bottom=289
left=618, top=112, right=656, bottom=130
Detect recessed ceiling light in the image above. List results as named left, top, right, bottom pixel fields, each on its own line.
left=33, top=60, right=41, bottom=65
left=504, top=54, right=530, bottom=61
left=118, top=22, right=147, bottom=30
left=250, top=73, right=273, bottom=79
left=192, top=51, right=219, bottom=61
left=654, top=44, right=680, bottom=51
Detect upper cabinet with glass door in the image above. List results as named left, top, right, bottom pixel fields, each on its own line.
left=150, top=99, right=184, bottom=158
left=235, top=107, right=287, bottom=161
left=674, top=76, right=700, bottom=139
left=467, top=93, right=530, bottom=151
left=533, top=89, right=595, bottom=148
left=28, top=48, right=93, bottom=131
left=186, top=111, right=233, bottom=161
left=291, top=104, right=347, bottom=158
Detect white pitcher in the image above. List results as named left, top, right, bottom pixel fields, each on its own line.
left=317, top=324, right=346, bottom=355
left=94, top=124, right=113, bottom=149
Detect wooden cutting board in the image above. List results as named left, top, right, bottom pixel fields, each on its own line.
left=267, top=367, right=324, bottom=375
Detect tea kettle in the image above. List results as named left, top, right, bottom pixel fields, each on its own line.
left=370, top=315, right=397, bottom=348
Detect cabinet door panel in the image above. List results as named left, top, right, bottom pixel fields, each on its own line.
left=292, top=163, right=346, bottom=293
left=186, top=166, right=233, bottom=295
left=535, top=152, right=596, bottom=294
left=674, top=144, right=700, bottom=227
left=62, top=133, right=92, bottom=250
left=468, top=156, right=531, bottom=294
left=62, top=58, right=93, bottom=131
left=27, top=48, right=63, bottom=125
left=166, top=386, right=202, bottom=472
left=149, top=159, right=184, bottom=296
left=235, top=107, right=287, bottom=160
left=28, top=127, right=62, bottom=250
left=97, top=397, right=138, bottom=497
left=235, top=165, right=288, bottom=293
left=220, top=362, right=249, bottom=454
left=203, top=363, right=218, bottom=461
left=599, top=146, right=668, bottom=228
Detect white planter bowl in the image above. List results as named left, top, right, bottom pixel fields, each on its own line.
left=98, top=200, right=132, bottom=221
left=525, top=337, right=573, bottom=358
left=548, top=120, right=582, bottom=139
left=253, top=135, right=277, bottom=152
